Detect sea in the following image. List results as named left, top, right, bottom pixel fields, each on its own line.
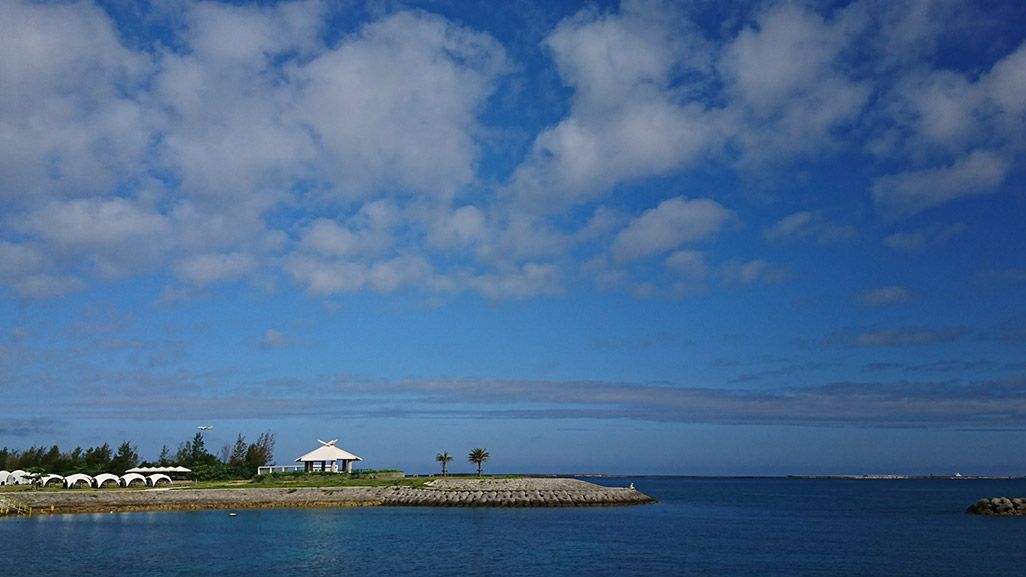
left=3, top=477, right=1026, bottom=576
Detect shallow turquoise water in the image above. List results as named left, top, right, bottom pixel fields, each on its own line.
left=3, top=478, right=1026, bottom=576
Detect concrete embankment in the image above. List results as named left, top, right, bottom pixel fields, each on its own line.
left=966, top=497, right=1026, bottom=516
left=4, top=478, right=653, bottom=515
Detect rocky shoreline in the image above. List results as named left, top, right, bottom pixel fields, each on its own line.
left=5, top=478, right=654, bottom=515
left=966, top=497, right=1026, bottom=516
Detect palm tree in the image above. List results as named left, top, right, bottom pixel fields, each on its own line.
left=468, top=448, right=489, bottom=477
left=435, top=452, right=453, bottom=477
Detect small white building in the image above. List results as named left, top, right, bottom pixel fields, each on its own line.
left=294, top=439, right=362, bottom=473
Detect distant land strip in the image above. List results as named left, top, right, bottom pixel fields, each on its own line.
left=5, top=478, right=654, bottom=516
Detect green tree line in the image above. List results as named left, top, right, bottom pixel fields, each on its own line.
left=0, top=431, right=275, bottom=480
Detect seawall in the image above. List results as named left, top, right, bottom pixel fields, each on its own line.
left=4, top=478, right=653, bottom=515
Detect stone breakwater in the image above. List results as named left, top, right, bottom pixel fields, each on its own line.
left=966, top=497, right=1026, bottom=516
left=381, top=478, right=653, bottom=507
left=6, top=479, right=653, bottom=515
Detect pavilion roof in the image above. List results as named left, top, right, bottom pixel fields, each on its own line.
left=295, top=440, right=362, bottom=462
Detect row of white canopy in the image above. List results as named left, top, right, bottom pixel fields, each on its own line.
left=125, top=466, right=191, bottom=474
left=0, top=470, right=173, bottom=489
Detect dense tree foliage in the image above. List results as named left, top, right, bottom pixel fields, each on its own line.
left=0, top=441, right=138, bottom=475
left=0, top=431, right=276, bottom=480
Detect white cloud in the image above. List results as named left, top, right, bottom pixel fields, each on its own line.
left=19, top=198, right=169, bottom=250
left=0, top=0, right=152, bottom=204
left=882, top=223, right=965, bottom=253
left=301, top=219, right=361, bottom=258
left=17, top=198, right=171, bottom=278
left=872, top=150, right=1010, bottom=215
left=857, top=286, right=918, bottom=307
left=11, top=274, right=86, bottom=300
left=765, top=211, right=857, bottom=244
left=506, top=0, right=723, bottom=208
left=292, top=11, right=506, bottom=201
left=426, top=206, right=488, bottom=250
left=721, top=259, right=790, bottom=285
left=469, top=263, right=563, bottom=300
left=871, top=38, right=1026, bottom=214
left=284, top=253, right=432, bottom=296
left=719, top=2, right=870, bottom=164
left=2, top=0, right=1021, bottom=302
left=664, top=250, right=708, bottom=278
left=174, top=252, right=256, bottom=287
left=611, top=197, right=735, bottom=262
left=865, top=0, right=961, bottom=69
left=0, top=241, right=44, bottom=278
left=0, top=241, right=84, bottom=298
left=665, top=250, right=709, bottom=297
left=154, top=2, right=322, bottom=204
left=284, top=256, right=367, bottom=295
left=986, top=42, right=1026, bottom=116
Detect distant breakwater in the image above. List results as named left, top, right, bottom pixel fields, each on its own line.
left=4, top=478, right=653, bottom=516
left=966, top=497, right=1026, bottom=516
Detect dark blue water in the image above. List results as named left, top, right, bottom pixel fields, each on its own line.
left=4, top=478, right=1026, bottom=576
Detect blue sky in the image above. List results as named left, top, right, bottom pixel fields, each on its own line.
left=2, top=0, right=1025, bottom=476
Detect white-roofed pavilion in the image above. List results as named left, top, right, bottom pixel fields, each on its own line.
left=295, top=439, right=362, bottom=473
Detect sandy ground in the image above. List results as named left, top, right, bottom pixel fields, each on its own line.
left=6, top=478, right=654, bottom=515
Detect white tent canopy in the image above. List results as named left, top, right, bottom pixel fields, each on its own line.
left=145, top=473, right=172, bottom=487
left=125, top=466, right=191, bottom=474
left=120, top=473, right=147, bottom=487
left=63, top=473, right=93, bottom=488
left=93, top=473, right=120, bottom=488
left=294, top=439, right=362, bottom=473
left=39, top=474, right=64, bottom=487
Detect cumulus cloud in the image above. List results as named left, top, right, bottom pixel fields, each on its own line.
left=664, top=250, right=709, bottom=278
left=871, top=37, right=1026, bottom=215
left=611, top=197, right=735, bottom=262
left=0, top=0, right=151, bottom=203
left=16, top=198, right=171, bottom=278
left=292, top=10, right=507, bottom=200
left=872, top=150, right=1011, bottom=215
left=284, top=253, right=433, bottom=296
left=506, top=0, right=724, bottom=208
left=468, top=263, right=563, bottom=300
left=174, top=253, right=256, bottom=287
left=719, top=1, right=870, bottom=164
left=1, top=0, right=1023, bottom=301
left=0, top=241, right=67, bottom=298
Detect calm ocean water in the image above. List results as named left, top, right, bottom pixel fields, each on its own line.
left=4, top=477, right=1026, bottom=576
